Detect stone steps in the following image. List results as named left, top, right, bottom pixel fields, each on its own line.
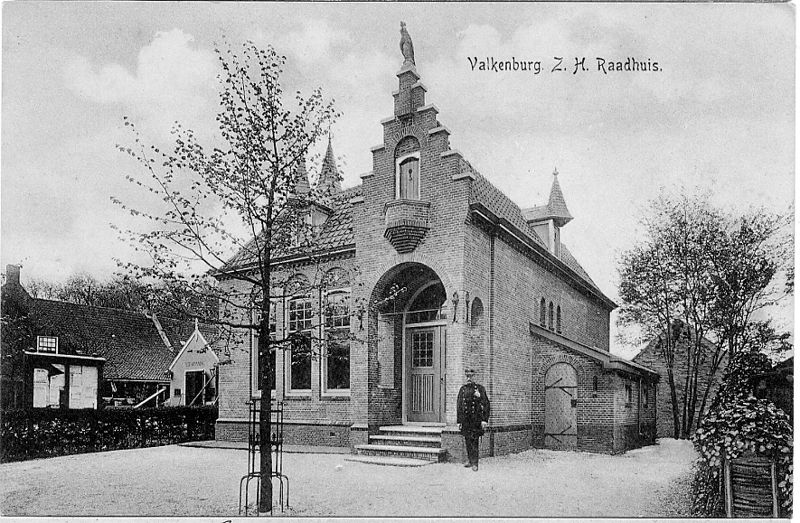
left=352, top=425, right=447, bottom=465
left=369, top=434, right=441, bottom=447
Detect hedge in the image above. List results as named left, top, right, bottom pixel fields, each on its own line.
left=1, top=405, right=217, bottom=462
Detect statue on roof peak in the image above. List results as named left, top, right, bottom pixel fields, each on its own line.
left=400, top=21, right=415, bottom=66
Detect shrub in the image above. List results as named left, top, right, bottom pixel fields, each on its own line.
left=0, top=405, right=217, bottom=462
left=692, top=351, right=792, bottom=517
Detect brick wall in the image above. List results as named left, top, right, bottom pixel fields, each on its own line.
left=633, top=331, right=725, bottom=438
left=216, top=257, right=357, bottom=444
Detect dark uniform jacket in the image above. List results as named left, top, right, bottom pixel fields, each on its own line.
left=457, top=382, right=490, bottom=435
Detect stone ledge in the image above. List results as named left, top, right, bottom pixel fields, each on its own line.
left=452, top=171, right=475, bottom=181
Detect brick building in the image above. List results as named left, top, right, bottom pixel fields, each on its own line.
left=1, top=265, right=214, bottom=410
left=632, top=322, right=726, bottom=439
left=215, top=25, right=658, bottom=458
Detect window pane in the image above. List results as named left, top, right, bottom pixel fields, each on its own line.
left=37, top=336, right=58, bottom=353
left=290, top=334, right=312, bottom=390
left=289, top=298, right=312, bottom=332
left=326, top=331, right=350, bottom=390
left=325, top=292, right=350, bottom=328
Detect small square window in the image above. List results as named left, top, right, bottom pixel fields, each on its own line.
left=36, top=336, right=58, bottom=353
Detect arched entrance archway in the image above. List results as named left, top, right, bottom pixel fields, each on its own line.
left=369, top=263, right=448, bottom=424
left=544, top=362, right=578, bottom=449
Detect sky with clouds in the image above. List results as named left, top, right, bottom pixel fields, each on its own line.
left=2, top=3, right=794, bottom=352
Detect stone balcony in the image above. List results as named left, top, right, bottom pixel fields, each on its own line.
left=383, top=200, right=430, bottom=254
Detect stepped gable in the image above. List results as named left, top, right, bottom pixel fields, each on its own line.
left=222, top=185, right=362, bottom=272
left=29, top=299, right=174, bottom=382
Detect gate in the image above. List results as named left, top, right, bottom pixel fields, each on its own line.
left=544, top=362, right=578, bottom=449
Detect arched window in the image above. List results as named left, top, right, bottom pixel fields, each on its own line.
left=556, top=306, right=562, bottom=334
left=539, top=298, right=546, bottom=326
left=470, top=298, right=484, bottom=327
left=548, top=302, right=554, bottom=331
left=592, top=375, right=599, bottom=397
left=406, top=282, right=447, bottom=324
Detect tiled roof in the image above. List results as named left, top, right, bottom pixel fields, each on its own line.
left=470, top=168, right=602, bottom=294
left=222, top=185, right=361, bottom=272
left=157, top=316, right=219, bottom=353
left=559, top=244, right=598, bottom=288
left=29, top=299, right=206, bottom=382
left=470, top=171, right=547, bottom=248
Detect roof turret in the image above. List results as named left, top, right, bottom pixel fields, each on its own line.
left=317, top=135, right=341, bottom=195
left=547, top=168, right=573, bottom=226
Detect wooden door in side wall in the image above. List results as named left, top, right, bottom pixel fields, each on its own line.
left=406, top=326, right=444, bottom=423
left=544, top=362, right=578, bottom=449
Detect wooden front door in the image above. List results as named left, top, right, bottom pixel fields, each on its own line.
left=406, top=326, right=444, bottom=423
left=544, top=362, right=578, bottom=449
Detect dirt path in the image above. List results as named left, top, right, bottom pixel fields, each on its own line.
left=1, top=438, right=696, bottom=517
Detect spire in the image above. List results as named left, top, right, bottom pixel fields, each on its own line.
left=294, top=155, right=310, bottom=195
left=547, top=168, right=573, bottom=226
left=318, top=134, right=341, bottom=194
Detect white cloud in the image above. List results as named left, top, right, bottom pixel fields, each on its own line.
left=267, top=19, right=351, bottom=64
left=63, top=29, right=218, bottom=139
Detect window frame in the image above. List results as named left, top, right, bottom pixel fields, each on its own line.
left=322, top=288, right=351, bottom=395
left=539, top=298, right=546, bottom=327
left=285, top=294, right=313, bottom=395
left=548, top=302, right=555, bottom=331
left=36, top=336, right=59, bottom=354
left=395, top=151, right=421, bottom=200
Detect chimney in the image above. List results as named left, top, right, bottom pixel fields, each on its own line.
left=5, top=264, right=21, bottom=287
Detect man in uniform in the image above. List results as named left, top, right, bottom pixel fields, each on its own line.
left=456, top=367, right=490, bottom=471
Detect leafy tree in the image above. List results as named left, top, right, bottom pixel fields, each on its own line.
left=618, top=192, right=791, bottom=439
left=114, top=39, right=338, bottom=513
left=24, top=272, right=215, bottom=320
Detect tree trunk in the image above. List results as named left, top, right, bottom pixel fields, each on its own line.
left=666, top=366, right=680, bottom=439
left=258, top=318, right=273, bottom=514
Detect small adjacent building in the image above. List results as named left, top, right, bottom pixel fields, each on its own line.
left=1, top=264, right=215, bottom=410
left=214, top=24, right=658, bottom=457
left=166, top=320, right=220, bottom=406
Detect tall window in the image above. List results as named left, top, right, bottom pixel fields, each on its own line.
left=548, top=302, right=554, bottom=331
left=324, top=291, right=350, bottom=392
left=287, top=296, right=313, bottom=391
left=397, top=155, right=420, bottom=200
left=252, top=301, right=277, bottom=396
left=556, top=306, right=562, bottom=334
left=539, top=298, right=546, bottom=326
